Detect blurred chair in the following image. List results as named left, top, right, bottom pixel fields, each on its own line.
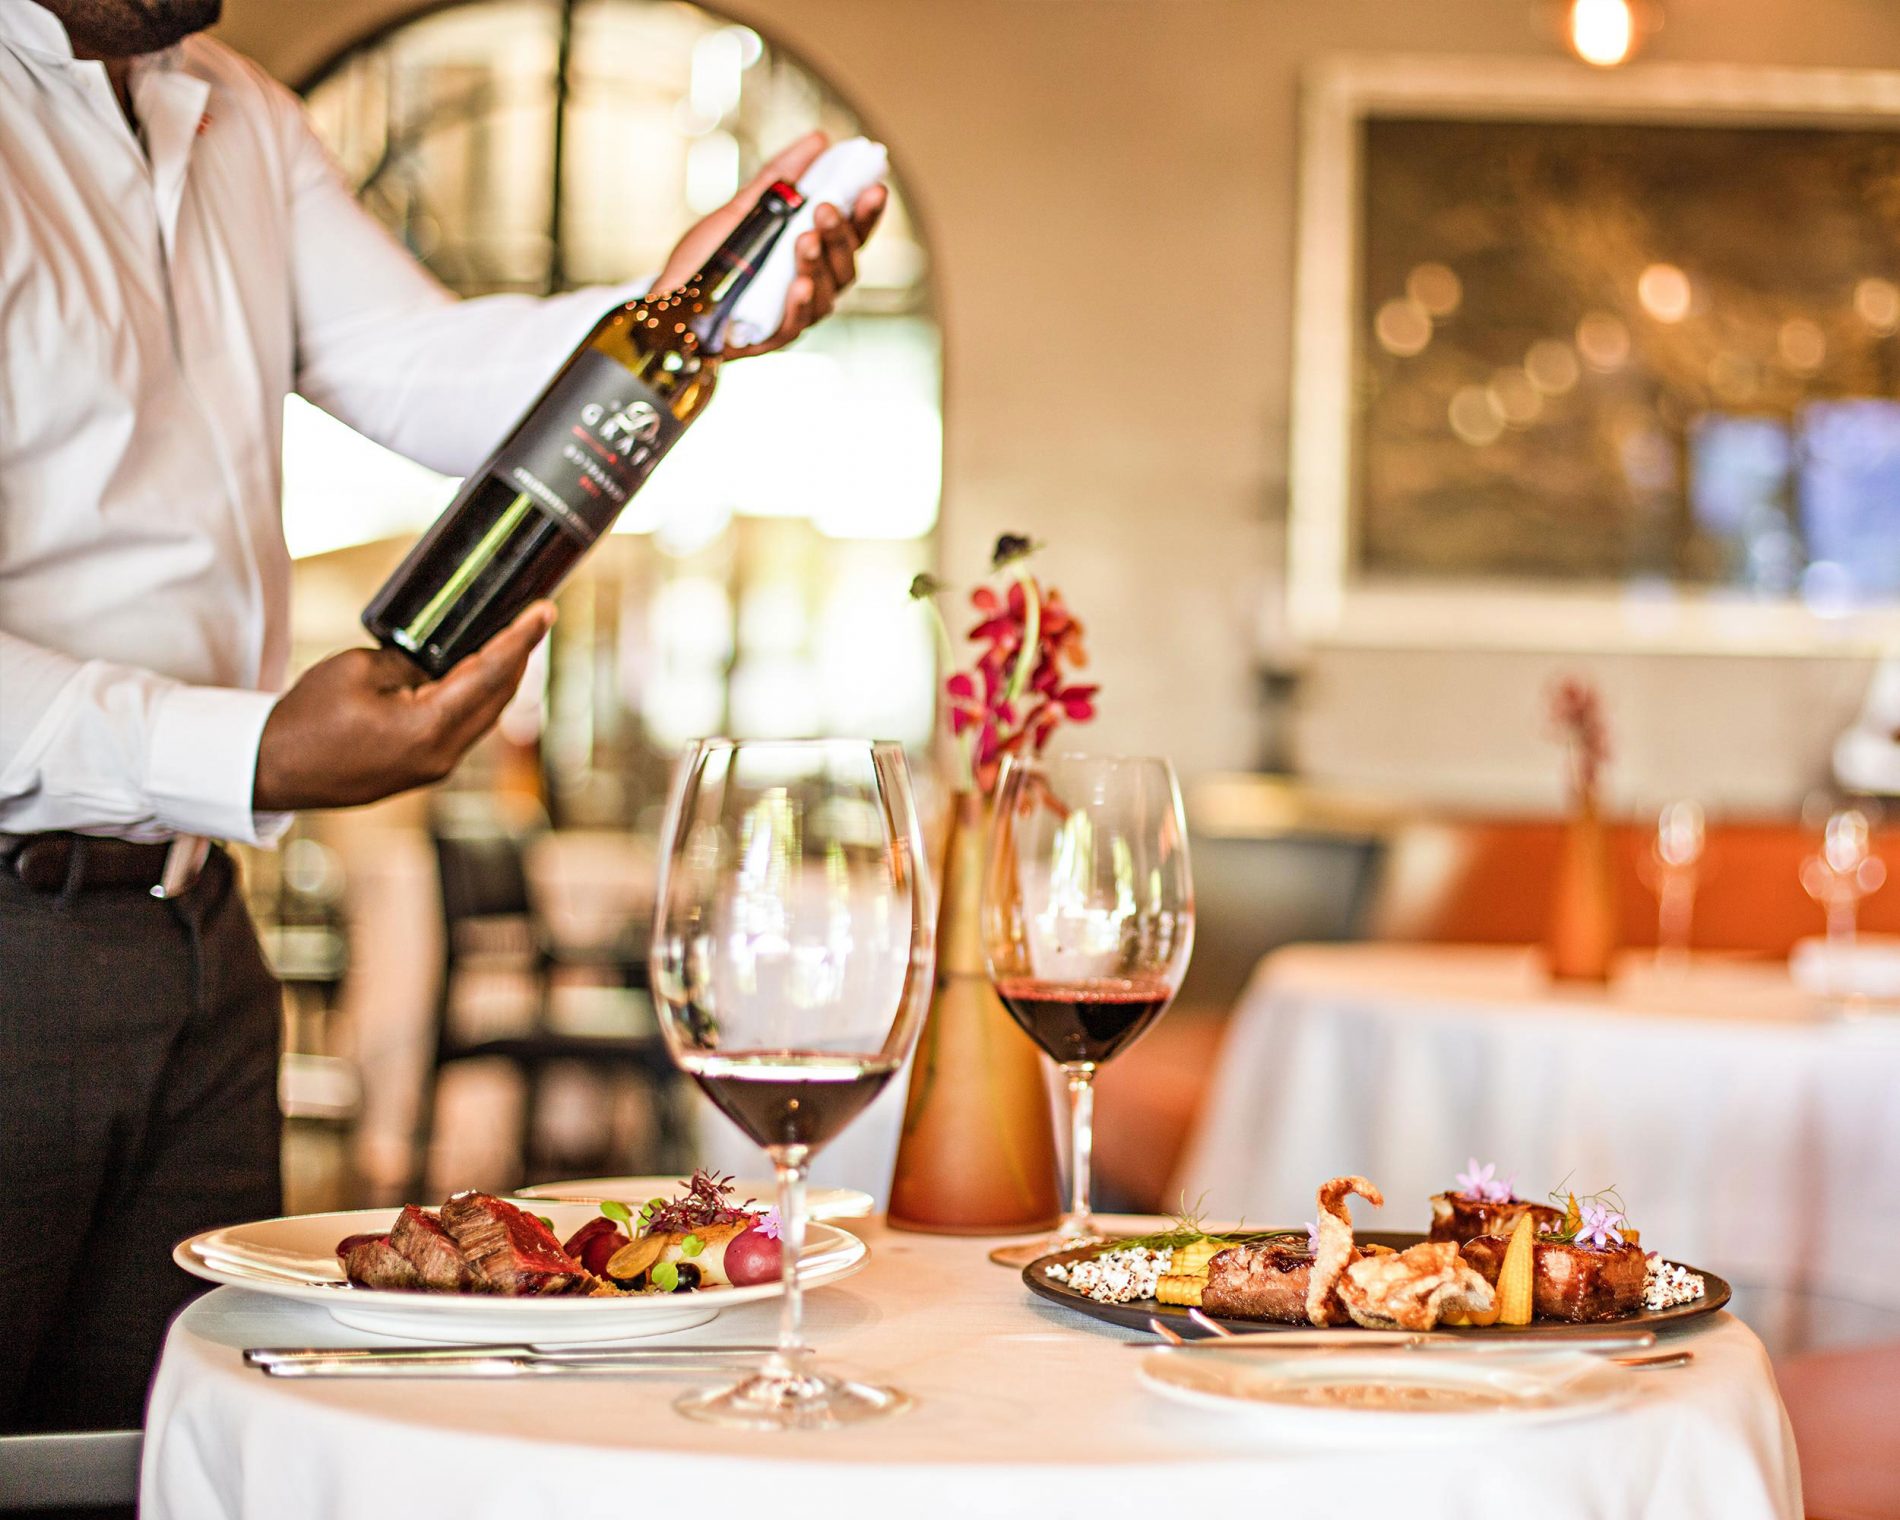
left=410, top=796, right=682, bottom=1197
left=1778, top=1340, right=1900, bottom=1520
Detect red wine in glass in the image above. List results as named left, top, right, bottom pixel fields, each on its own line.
left=992, top=975, right=1175, bottom=1066
left=688, top=1053, right=898, bottom=1151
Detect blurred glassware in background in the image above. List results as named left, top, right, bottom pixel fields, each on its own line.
left=1638, top=800, right=1705, bottom=968
left=1800, top=809, right=1888, bottom=949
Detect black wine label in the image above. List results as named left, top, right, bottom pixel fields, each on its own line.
left=490, top=348, right=686, bottom=542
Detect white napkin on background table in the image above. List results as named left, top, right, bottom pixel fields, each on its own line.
left=726, top=137, right=889, bottom=348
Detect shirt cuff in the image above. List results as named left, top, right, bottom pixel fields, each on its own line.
left=146, top=684, right=291, bottom=845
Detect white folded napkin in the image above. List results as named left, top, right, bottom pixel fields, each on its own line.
left=1790, top=934, right=1900, bottom=1000
left=725, top=136, right=889, bottom=349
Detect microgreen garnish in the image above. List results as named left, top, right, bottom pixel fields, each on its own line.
left=1093, top=1193, right=1301, bottom=1255
left=641, top=1171, right=752, bottom=1235
left=1542, top=1183, right=1634, bottom=1246
left=681, top=1233, right=704, bottom=1258
left=534, top=1215, right=556, bottom=1234
left=599, top=1199, right=633, bottom=1231
left=651, top=1261, right=681, bottom=1292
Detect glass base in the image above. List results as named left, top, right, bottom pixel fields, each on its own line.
left=674, top=1367, right=912, bottom=1430
left=988, top=1227, right=1105, bottom=1268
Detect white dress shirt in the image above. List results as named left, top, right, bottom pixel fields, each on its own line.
left=0, top=2, right=641, bottom=844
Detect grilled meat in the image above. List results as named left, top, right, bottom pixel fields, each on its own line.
left=1429, top=1192, right=1562, bottom=1245
left=389, top=1204, right=479, bottom=1291
left=339, top=1233, right=427, bottom=1291
left=1461, top=1233, right=1646, bottom=1321
left=439, top=1191, right=591, bottom=1296
left=1202, top=1241, right=1380, bottom=1323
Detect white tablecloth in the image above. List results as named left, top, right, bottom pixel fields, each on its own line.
left=143, top=1219, right=1800, bottom=1520
left=1175, top=945, right=1900, bottom=1344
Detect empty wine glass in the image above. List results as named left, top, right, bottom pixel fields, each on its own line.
left=981, top=754, right=1194, bottom=1268
left=1801, top=807, right=1888, bottom=948
left=1638, top=800, right=1705, bottom=967
left=649, top=739, right=935, bottom=1428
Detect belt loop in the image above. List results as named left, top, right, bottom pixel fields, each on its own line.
left=54, top=836, right=87, bottom=909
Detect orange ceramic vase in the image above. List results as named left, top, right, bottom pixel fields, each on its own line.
left=1546, top=798, right=1618, bottom=982
left=886, top=792, right=1062, bottom=1234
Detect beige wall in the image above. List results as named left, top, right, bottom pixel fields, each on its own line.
left=220, top=0, right=1900, bottom=812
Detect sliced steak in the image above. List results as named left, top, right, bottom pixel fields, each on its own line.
left=1202, top=1241, right=1376, bottom=1324
left=340, top=1234, right=428, bottom=1291
left=439, top=1191, right=589, bottom=1296
left=1461, top=1234, right=1647, bottom=1321
left=1428, top=1193, right=1563, bottom=1245
left=389, top=1205, right=479, bottom=1292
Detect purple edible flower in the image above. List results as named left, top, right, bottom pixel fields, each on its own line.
left=752, top=1208, right=783, bottom=1241
left=1576, top=1202, right=1626, bottom=1250
left=1455, top=1158, right=1513, bottom=1205
left=1304, top=1220, right=1319, bottom=1254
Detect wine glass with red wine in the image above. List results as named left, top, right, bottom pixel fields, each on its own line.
left=650, top=739, right=935, bottom=1428
left=981, top=754, right=1194, bottom=1268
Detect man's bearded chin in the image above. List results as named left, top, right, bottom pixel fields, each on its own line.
left=39, top=0, right=223, bottom=57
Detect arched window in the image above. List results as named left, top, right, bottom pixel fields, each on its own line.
left=288, top=0, right=940, bottom=821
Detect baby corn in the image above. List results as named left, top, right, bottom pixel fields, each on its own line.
left=1155, top=1272, right=1206, bottom=1307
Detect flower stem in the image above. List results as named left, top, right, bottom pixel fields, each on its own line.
left=1005, top=567, right=1041, bottom=708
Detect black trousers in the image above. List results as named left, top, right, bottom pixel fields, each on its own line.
left=0, top=848, right=282, bottom=1434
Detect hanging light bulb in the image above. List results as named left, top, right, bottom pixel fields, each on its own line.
left=1568, top=0, right=1637, bottom=66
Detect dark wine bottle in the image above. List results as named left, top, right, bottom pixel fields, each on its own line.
left=362, top=179, right=806, bottom=676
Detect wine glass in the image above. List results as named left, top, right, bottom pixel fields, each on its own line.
left=649, top=739, right=935, bottom=1428
left=1638, top=800, right=1706, bottom=968
left=981, top=754, right=1194, bottom=1268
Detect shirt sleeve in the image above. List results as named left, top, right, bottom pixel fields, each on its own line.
left=280, top=86, right=647, bottom=477
left=0, top=630, right=290, bottom=845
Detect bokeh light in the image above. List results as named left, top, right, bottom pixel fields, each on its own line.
left=1374, top=297, right=1434, bottom=357
left=1577, top=311, right=1632, bottom=371
left=1406, top=262, right=1463, bottom=318
left=1637, top=262, right=1693, bottom=323
left=1448, top=385, right=1506, bottom=445
left=1524, top=339, right=1581, bottom=396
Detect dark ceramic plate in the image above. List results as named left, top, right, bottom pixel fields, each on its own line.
left=1023, top=1230, right=1731, bottom=1337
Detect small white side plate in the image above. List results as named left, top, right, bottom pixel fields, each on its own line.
left=175, top=1201, right=865, bottom=1344
left=517, top=1176, right=875, bottom=1222
left=1138, top=1346, right=1631, bottom=1442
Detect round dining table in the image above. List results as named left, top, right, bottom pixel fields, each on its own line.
left=142, top=1217, right=1801, bottom=1520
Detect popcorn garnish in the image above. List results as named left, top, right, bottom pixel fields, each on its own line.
left=1045, top=1246, right=1173, bottom=1305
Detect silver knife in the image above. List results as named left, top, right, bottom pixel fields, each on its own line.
left=258, top=1354, right=764, bottom=1379
left=246, top=1342, right=775, bottom=1368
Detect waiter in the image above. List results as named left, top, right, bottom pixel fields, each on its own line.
left=0, top=0, right=883, bottom=1435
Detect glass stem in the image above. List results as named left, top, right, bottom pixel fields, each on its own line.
left=1061, top=1063, right=1095, bottom=1239
left=769, top=1149, right=811, bottom=1380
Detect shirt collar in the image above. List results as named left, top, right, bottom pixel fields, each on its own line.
left=0, top=4, right=191, bottom=72
left=0, top=3, right=78, bottom=60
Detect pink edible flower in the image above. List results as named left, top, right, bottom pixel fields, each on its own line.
left=752, top=1208, right=783, bottom=1241
left=1455, top=1158, right=1514, bottom=1205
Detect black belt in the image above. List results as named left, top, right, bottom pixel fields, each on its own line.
left=0, top=833, right=212, bottom=896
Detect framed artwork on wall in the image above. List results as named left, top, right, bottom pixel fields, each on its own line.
left=1288, top=55, right=1900, bottom=653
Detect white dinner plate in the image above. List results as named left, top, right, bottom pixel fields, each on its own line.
left=517, top=1176, right=874, bottom=1222
left=1138, top=1346, right=1632, bottom=1443
left=175, top=1201, right=866, bottom=1344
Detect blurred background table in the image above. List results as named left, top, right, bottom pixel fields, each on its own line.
left=1175, top=943, right=1900, bottom=1357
